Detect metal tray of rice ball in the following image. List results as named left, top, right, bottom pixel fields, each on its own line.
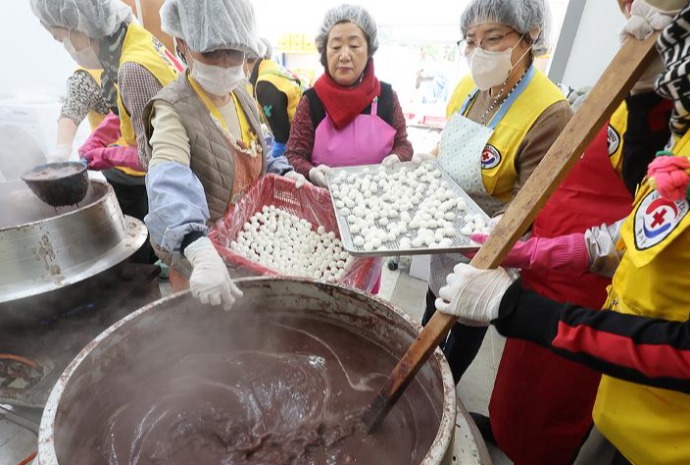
left=325, top=161, right=491, bottom=257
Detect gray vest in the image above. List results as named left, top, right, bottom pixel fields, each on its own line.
left=143, top=74, right=267, bottom=274
left=143, top=74, right=267, bottom=222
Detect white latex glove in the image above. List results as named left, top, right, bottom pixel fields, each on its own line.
left=308, top=165, right=332, bottom=188
left=435, top=264, right=516, bottom=326
left=284, top=170, right=306, bottom=189
left=183, top=237, right=243, bottom=310
left=488, top=214, right=503, bottom=233
left=621, top=0, right=676, bottom=40
left=411, top=152, right=437, bottom=164
left=381, top=154, right=401, bottom=167
left=45, top=144, right=72, bottom=163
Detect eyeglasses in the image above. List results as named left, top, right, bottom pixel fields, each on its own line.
left=200, top=49, right=246, bottom=64
left=457, top=30, right=519, bottom=57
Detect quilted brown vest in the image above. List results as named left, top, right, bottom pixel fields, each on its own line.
left=143, top=73, right=267, bottom=223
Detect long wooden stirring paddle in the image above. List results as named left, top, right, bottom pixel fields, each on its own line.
left=363, top=33, right=660, bottom=432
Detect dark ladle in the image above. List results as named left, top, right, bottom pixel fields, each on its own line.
left=21, top=161, right=89, bottom=207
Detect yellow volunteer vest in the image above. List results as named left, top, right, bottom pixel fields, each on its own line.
left=593, top=136, right=690, bottom=465
left=445, top=68, right=567, bottom=202
left=186, top=73, right=262, bottom=201
left=607, top=101, right=628, bottom=176
left=76, top=68, right=131, bottom=149
left=76, top=68, right=108, bottom=130
left=116, top=22, right=180, bottom=175
left=255, top=59, right=304, bottom=123
left=231, top=92, right=260, bottom=150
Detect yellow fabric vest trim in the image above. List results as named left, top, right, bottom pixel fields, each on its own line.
left=607, top=101, right=628, bottom=176
left=445, top=69, right=566, bottom=202
left=256, top=59, right=303, bottom=123
left=86, top=111, right=106, bottom=132
left=76, top=68, right=131, bottom=154
left=186, top=74, right=259, bottom=152
left=593, top=133, right=690, bottom=465
left=76, top=68, right=108, bottom=131
left=116, top=22, right=179, bottom=176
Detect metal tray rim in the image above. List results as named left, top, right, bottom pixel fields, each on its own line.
left=326, top=161, right=489, bottom=257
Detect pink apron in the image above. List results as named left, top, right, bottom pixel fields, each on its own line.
left=312, top=98, right=396, bottom=167
left=312, top=97, right=395, bottom=294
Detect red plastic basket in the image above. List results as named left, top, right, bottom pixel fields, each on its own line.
left=209, top=174, right=381, bottom=292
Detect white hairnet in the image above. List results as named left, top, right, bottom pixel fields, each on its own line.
left=460, top=0, right=552, bottom=55
left=30, top=0, right=133, bottom=39
left=160, top=0, right=259, bottom=55
left=316, top=4, right=379, bottom=57
left=260, top=37, right=273, bottom=59
left=247, top=38, right=267, bottom=60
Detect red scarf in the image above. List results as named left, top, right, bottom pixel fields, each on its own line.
left=313, top=59, right=381, bottom=129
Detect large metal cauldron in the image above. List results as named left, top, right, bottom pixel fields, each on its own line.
left=38, top=278, right=457, bottom=465
left=0, top=179, right=147, bottom=305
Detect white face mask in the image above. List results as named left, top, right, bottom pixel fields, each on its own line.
left=190, top=59, right=245, bottom=96
left=469, top=39, right=532, bottom=91
left=62, top=36, right=101, bottom=69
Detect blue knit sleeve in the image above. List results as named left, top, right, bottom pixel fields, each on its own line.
left=144, top=162, right=209, bottom=255
left=265, top=143, right=293, bottom=175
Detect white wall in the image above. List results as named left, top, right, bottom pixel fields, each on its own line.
left=0, top=4, right=78, bottom=170
left=0, top=3, right=76, bottom=100
left=0, top=0, right=623, bottom=98
left=559, top=0, right=626, bottom=89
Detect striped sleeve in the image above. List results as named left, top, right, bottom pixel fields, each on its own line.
left=494, top=281, right=690, bottom=394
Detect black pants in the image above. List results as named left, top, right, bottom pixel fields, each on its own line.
left=423, top=287, right=488, bottom=384
left=109, top=182, right=157, bottom=265
left=612, top=453, right=633, bottom=465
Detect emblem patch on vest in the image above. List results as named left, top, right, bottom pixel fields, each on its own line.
left=481, top=145, right=502, bottom=170
left=634, top=190, right=689, bottom=250
left=152, top=37, right=184, bottom=73
left=607, top=125, right=621, bottom=156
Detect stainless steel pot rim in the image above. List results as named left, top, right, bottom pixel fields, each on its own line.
left=38, top=279, right=457, bottom=465
left=0, top=216, right=147, bottom=304
left=1, top=181, right=104, bottom=231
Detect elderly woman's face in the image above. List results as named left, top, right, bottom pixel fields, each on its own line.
left=176, top=39, right=245, bottom=69
left=46, top=26, right=93, bottom=51
left=326, top=22, right=369, bottom=86
left=464, top=23, right=530, bottom=66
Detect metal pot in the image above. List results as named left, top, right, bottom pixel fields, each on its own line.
left=21, top=161, right=89, bottom=207
left=38, top=278, right=457, bottom=465
left=0, top=179, right=147, bottom=305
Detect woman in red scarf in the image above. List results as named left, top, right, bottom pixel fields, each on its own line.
left=285, top=4, right=413, bottom=188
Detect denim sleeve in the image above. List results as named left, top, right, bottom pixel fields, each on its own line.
left=265, top=145, right=293, bottom=175
left=144, top=162, right=209, bottom=255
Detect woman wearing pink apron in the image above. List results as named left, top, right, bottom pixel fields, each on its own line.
left=285, top=5, right=413, bottom=293
left=285, top=4, right=413, bottom=186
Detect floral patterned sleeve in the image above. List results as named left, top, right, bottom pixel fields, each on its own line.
left=60, top=70, right=109, bottom=124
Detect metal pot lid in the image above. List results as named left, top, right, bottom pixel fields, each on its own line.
left=0, top=180, right=148, bottom=304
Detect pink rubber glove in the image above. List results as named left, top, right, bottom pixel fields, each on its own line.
left=78, top=112, right=143, bottom=171
left=470, top=232, right=589, bottom=273
left=79, top=112, right=121, bottom=154
left=81, top=145, right=143, bottom=171
left=647, top=155, right=690, bottom=201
